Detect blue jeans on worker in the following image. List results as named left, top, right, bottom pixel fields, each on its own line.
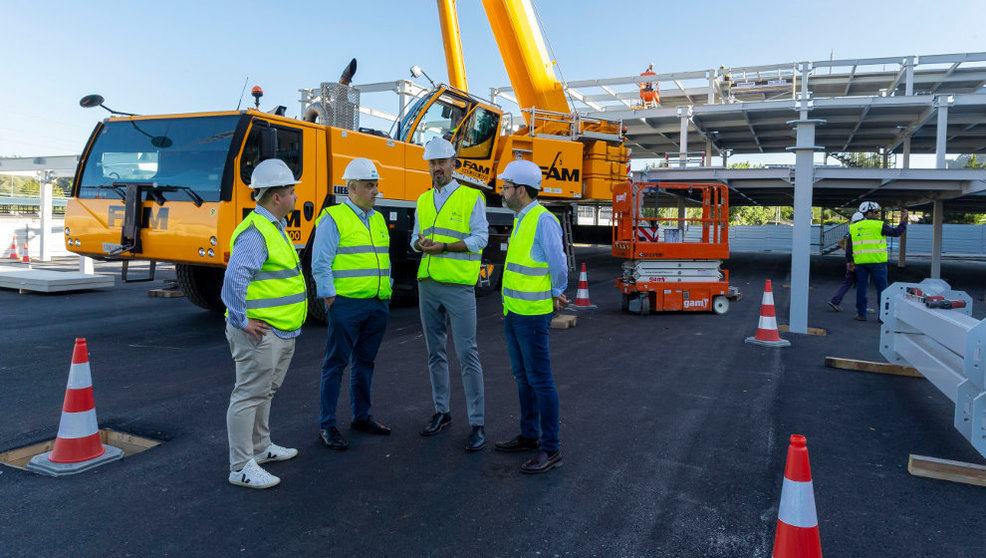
left=855, top=263, right=888, bottom=319
left=319, top=296, right=389, bottom=429
left=503, top=311, right=559, bottom=453
left=830, top=266, right=855, bottom=305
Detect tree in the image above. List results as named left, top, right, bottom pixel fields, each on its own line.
left=728, top=161, right=766, bottom=169
left=964, top=154, right=986, bottom=169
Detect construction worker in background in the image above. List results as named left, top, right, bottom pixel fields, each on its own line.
left=827, top=211, right=865, bottom=312
left=639, top=63, right=659, bottom=107
left=312, top=158, right=392, bottom=451
left=221, top=158, right=306, bottom=489
left=849, top=201, right=908, bottom=321
left=412, top=137, right=489, bottom=452
left=494, top=160, right=568, bottom=474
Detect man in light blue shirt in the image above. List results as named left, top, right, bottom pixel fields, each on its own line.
left=312, top=158, right=393, bottom=450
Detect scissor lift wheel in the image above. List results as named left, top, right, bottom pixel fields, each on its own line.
left=712, top=295, right=729, bottom=315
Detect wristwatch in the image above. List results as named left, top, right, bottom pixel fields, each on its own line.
left=442, top=242, right=448, bottom=253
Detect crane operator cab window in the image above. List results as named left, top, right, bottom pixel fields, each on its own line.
left=400, top=93, right=468, bottom=146
left=456, top=107, right=500, bottom=160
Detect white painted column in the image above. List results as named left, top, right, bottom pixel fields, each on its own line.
left=902, top=136, right=911, bottom=169
left=935, top=97, right=950, bottom=169
left=39, top=171, right=54, bottom=262
left=931, top=197, right=943, bottom=279
left=898, top=205, right=907, bottom=269
left=678, top=106, right=690, bottom=168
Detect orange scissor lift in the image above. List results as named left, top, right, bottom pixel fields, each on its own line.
left=612, top=181, right=737, bottom=315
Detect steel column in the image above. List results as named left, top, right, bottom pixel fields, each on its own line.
left=932, top=197, right=943, bottom=279
left=678, top=107, right=690, bottom=168
left=935, top=96, right=951, bottom=169
left=38, top=170, right=53, bottom=262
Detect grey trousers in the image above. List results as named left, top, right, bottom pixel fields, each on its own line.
left=418, top=279, right=485, bottom=426
left=225, top=323, right=295, bottom=471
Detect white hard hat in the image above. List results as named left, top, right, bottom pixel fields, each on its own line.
left=422, top=137, right=457, bottom=160
left=859, top=201, right=880, bottom=213
left=851, top=211, right=865, bottom=223
left=497, top=160, right=542, bottom=190
left=341, top=158, right=381, bottom=181
left=250, top=159, right=301, bottom=189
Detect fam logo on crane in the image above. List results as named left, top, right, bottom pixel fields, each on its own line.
left=540, top=152, right=579, bottom=183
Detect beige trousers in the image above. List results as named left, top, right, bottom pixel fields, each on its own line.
left=225, top=322, right=295, bottom=471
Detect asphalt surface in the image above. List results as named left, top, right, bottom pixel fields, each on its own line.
left=2, top=249, right=986, bottom=557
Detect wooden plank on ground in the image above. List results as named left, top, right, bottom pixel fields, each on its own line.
left=908, top=454, right=986, bottom=487
left=778, top=325, right=827, bottom=336
left=550, top=314, right=577, bottom=330
left=825, top=356, right=923, bottom=377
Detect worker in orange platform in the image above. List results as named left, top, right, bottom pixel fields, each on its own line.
left=639, top=63, right=660, bottom=107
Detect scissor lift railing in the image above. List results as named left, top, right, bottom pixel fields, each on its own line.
left=880, top=279, right=986, bottom=459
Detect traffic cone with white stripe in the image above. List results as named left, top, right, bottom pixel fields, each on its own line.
left=745, top=279, right=790, bottom=347
left=27, top=338, right=124, bottom=476
left=21, top=240, right=30, bottom=266
left=569, top=263, right=597, bottom=309
left=772, top=434, right=822, bottom=558
left=8, top=235, right=18, bottom=259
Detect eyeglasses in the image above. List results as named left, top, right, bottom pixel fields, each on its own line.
left=501, top=182, right=518, bottom=191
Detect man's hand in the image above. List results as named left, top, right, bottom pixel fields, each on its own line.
left=420, top=240, right=445, bottom=254
left=243, top=318, right=271, bottom=342
left=847, top=262, right=855, bottom=271
left=324, top=297, right=335, bottom=309
left=553, top=293, right=569, bottom=312
left=901, top=209, right=909, bottom=221
left=416, top=238, right=436, bottom=251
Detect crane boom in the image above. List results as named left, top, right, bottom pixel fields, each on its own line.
left=437, top=0, right=468, bottom=92
left=480, top=0, right=570, bottom=122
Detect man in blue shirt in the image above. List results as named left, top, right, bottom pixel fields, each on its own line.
left=493, top=160, right=569, bottom=474
left=312, top=158, right=393, bottom=450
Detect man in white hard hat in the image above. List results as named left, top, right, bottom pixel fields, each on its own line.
left=849, top=201, right=908, bottom=321
left=412, top=137, right=489, bottom=452
left=312, top=158, right=392, bottom=451
left=827, top=211, right=865, bottom=312
left=494, top=159, right=568, bottom=474
left=221, top=158, right=306, bottom=489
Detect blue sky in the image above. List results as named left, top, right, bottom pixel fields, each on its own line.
left=1, top=0, right=982, bottom=165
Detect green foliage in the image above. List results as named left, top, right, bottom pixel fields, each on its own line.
left=728, top=161, right=766, bottom=169
left=964, top=154, right=986, bottom=169
left=0, top=175, right=68, bottom=197
left=729, top=206, right=776, bottom=225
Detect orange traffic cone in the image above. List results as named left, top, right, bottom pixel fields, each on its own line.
left=21, top=240, right=30, bottom=264
left=8, top=235, right=18, bottom=259
left=745, top=279, right=790, bottom=347
left=569, top=263, right=597, bottom=309
left=26, top=339, right=124, bottom=476
left=772, top=434, right=822, bottom=558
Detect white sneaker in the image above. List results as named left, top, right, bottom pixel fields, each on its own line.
left=229, top=459, right=280, bottom=489
left=254, top=443, right=298, bottom=464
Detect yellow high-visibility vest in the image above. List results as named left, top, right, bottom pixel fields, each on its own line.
left=850, top=219, right=888, bottom=264
left=416, top=184, right=483, bottom=285
left=502, top=204, right=556, bottom=316
left=226, top=211, right=307, bottom=331
left=316, top=204, right=392, bottom=299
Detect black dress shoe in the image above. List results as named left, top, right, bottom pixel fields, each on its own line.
left=319, top=427, right=349, bottom=450
left=494, top=434, right=541, bottom=452
left=351, top=416, right=391, bottom=435
left=464, top=426, right=486, bottom=452
left=420, top=412, right=451, bottom=437
left=520, top=450, right=562, bottom=474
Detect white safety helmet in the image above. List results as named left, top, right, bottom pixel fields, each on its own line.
left=851, top=211, right=865, bottom=223
left=422, top=137, right=457, bottom=160
left=497, top=160, right=543, bottom=191
left=341, top=158, right=381, bottom=181
left=250, top=159, right=301, bottom=189
left=859, top=201, right=880, bottom=214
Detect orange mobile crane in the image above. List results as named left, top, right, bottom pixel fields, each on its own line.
left=63, top=0, right=628, bottom=321
left=612, top=181, right=735, bottom=315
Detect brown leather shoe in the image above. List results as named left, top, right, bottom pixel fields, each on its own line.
left=351, top=416, right=391, bottom=435
left=520, top=450, right=562, bottom=474
left=494, top=435, right=540, bottom=452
